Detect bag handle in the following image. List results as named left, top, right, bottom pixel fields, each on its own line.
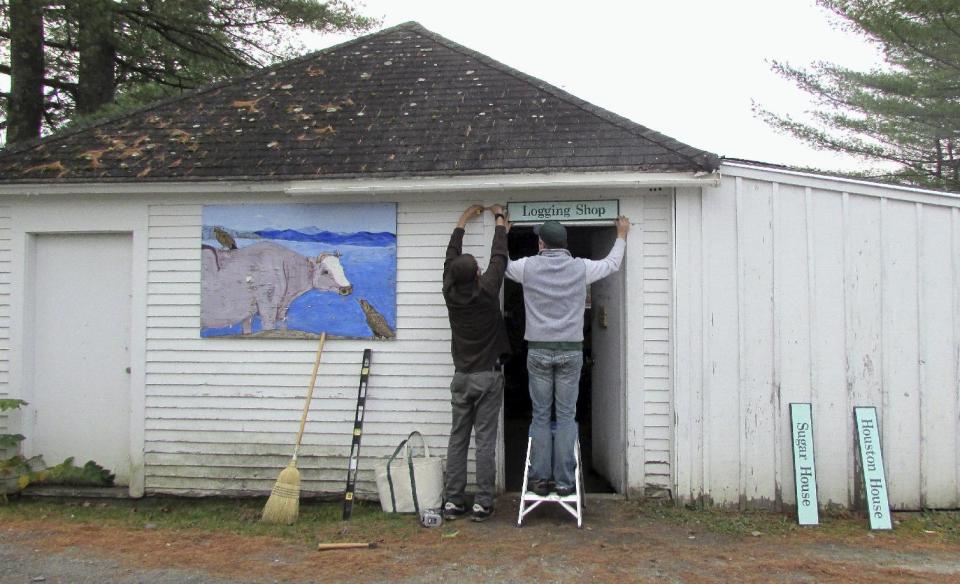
left=385, top=431, right=430, bottom=514
left=385, top=436, right=409, bottom=513
left=408, top=445, right=420, bottom=516
left=403, top=430, right=430, bottom=460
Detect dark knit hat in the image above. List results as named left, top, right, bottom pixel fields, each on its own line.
left=449, top=254, right=479, bottom=284
left=535, top=220, right=567, bottom=248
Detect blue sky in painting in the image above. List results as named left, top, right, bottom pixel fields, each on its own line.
left=203, top=203, right=395, bottom=234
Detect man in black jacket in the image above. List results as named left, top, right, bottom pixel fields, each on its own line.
left=442, top=203, right=510, bottom=522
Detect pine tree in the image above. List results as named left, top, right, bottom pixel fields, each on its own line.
left=1, top=0, right=376, bottom=144
left=6, top=0, right=45, bottom=143
left=757, top=0, right=960, bottom=191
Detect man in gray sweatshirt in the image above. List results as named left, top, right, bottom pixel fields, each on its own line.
left=505, top=216, right=629, bottom=497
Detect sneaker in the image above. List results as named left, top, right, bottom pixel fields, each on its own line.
left=471, top=503, right=493, bottom=522
left=555, top=485, right=576, bottom=497
left=443, top=501, right=467, bottom=520
left=531, top=479, right=550, bottom=497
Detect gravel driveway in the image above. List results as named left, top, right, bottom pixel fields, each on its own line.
left=2, top=496, right=959, bottom=583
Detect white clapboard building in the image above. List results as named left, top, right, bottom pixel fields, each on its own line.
left=1, top=23, right=957, bottom=510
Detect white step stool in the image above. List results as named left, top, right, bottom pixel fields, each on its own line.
left=516, top=433, right=585, bottom=528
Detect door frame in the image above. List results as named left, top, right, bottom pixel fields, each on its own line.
left=493, top=220, right=628, bottom=494
left=10, top=198, right=148, bottom=497
left=586, top=224, right=628, bottom=493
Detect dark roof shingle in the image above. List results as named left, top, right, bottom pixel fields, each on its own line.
left=0, top=22, right=719, bottom=183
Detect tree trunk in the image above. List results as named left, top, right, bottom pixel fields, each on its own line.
left=7, top=0, right=46, bottom=144
left=76, top=0, right=116, bottom=115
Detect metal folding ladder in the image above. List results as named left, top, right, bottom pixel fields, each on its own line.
left=516, top=433, right=585, bottom=528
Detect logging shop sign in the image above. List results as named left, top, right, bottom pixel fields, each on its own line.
left=507, top=200, right=619, bottom=223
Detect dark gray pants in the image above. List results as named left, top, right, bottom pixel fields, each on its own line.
left=444, top=369, right=503, bottom=508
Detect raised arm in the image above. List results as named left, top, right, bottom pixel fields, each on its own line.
left=445, top=204, right=484, bottom=268
left=480, top=204, right=509, bottom=294
left=584, top=215, right=630, bottom=284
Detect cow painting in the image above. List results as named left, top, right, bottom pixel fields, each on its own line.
left=201, top=242, right=352, bottom=334
left=201, top=202, right=396, bottom=339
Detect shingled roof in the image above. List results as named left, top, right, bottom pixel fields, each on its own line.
left=0, top=22, right=719, bottom=183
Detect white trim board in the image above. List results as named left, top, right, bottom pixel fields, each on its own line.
left=0, top=172, right=720, bottom=198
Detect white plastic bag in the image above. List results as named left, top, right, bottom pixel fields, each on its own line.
left=375, top=431, right=443, bottom=513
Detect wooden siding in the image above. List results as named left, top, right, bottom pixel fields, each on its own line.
left=0, top=206, right=10, bottom=456
left=675, top=169, right=960, bottom=509
left=1, top=189, right=669, bottom=498
left=144, top=193, right=671, bottom=497
left=143, top=200, right=495, bottom=497
left=640, top=192, right=673, bottom=492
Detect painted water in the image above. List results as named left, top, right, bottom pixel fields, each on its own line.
left=200, top=203, right=397, bottom=339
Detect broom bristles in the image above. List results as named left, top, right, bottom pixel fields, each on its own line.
left=262, top=461, right=301, bottom=524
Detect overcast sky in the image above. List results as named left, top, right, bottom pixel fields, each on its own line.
left=1, top=0, right=885, bottom=171
left=308, top=0, right=885, bottom=172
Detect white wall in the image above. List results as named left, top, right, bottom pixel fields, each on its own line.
left=0, top=185, right=674, bottom=499
left=144, top=196, right=479, bottom=497
left=143, top=190, right=674, bottom=497
left=619, top=191, right=675, bottom=496
left=675, top=166, right=960, bottom=509
left=0, top=206, right=11, bottom=458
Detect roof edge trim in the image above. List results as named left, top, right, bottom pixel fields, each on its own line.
left=0, top=171, right=720, bottom=197
left=285, top=171, right=720, bottom=195
left=722, top=161, right=960, bottom=203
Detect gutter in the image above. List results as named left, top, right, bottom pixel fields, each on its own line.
left=286, top=171, right=721, bottom=195
left=0, top=171, right=721, bottom=197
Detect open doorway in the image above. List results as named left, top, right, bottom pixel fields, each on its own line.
left=502, top=224, right=624, bottom=493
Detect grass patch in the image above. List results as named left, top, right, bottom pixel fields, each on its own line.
left=632, top=501, right=799, bottom=536
left=0, top=497, right=418, bottom=544
left=629, top=501, right=960, bottom=543
left=890, top=510, right=960, bottom=542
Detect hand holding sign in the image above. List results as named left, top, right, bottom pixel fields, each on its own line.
left=488, top=204, right=509, bottom=231
left=457, top=204, right=484, bottom=228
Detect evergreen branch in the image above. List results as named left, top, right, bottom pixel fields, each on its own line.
left=117, top=9, right=250, bottom=68
left=885, top=23, right=960, bottom=73
left=0, top=64, right=77, bottom=92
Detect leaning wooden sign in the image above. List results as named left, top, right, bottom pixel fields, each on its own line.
left=854, top=406, right=892, bottom=530
left=789, top=403, right=819, bottom=525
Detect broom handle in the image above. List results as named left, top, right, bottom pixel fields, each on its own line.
left=291, top=332, right=326, bottom=462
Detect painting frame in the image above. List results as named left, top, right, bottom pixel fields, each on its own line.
left=200, top=202, right=397, bottom=340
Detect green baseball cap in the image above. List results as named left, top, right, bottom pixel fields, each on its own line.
left=535, top=220, right=567, bottom=247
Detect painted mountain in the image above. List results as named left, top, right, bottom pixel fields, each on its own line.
left=255, top=229, right=395, bottom=246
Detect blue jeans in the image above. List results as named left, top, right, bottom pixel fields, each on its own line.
left=527, top=348, right=583, bottom=490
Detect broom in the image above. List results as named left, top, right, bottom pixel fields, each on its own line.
left=262, top=332, right=327, bottom=524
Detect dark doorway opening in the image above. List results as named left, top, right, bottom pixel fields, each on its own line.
left=503, top=225, right=618, bottom=494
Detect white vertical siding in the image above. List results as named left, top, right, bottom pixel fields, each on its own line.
left=737, top=178, right=777, bottom=507
left=774, top=183, right=813, bottom=509
left=673, top=187, right=703, bottom=502
left=805, top=188, right=848, bottom=508
left=675, top=167, right=960, bottom=509
left=703, top=176, right=741, bottom=505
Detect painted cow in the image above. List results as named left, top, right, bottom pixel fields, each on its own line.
left=201, top=241, right=352, bottom=333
